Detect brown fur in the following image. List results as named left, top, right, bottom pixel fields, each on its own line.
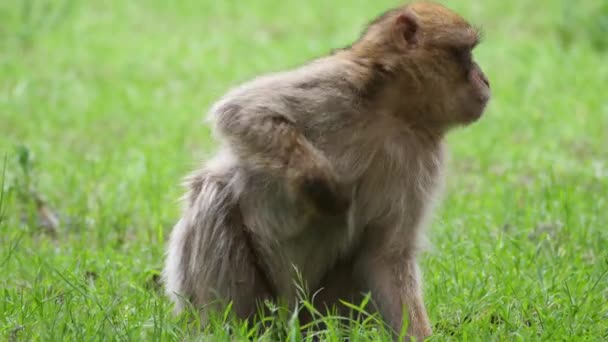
left=163, top=1, right=490, bottom=340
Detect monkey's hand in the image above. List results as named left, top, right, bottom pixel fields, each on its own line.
left=286, top=148, right=350, bottom=216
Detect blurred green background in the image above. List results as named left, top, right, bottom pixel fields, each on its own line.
left=1, top=0, right=607, bottom=340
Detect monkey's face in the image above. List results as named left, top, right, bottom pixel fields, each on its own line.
left=412, top=28, right=491, bottom=127
left=439, top=46, right=491, bottom=125
left=385, top=2, right=492, bottom=129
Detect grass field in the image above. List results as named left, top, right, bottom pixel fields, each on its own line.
left=1, top=0, right=607, bottom=340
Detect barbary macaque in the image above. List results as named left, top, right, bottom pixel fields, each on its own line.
left=163, top=1, right=490, bottom=339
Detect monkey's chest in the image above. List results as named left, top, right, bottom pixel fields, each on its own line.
left=351, top=146, right=445, bottom=238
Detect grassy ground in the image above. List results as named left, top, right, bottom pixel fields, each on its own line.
left=1, top=0, right=607, bottom=340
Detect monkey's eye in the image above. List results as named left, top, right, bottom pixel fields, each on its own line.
left=451, top=47, right=473, bottom=67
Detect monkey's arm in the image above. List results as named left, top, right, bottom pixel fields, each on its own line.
left=212, top=103, right=348, bottom=214
left=357, top=248, right=432, bottom=339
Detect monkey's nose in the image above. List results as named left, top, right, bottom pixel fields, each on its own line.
left=472, top=63, right=490, bottom=88
left=480, top=73, right=490, bottom=87
left=481, top=75, right=490, bottom=88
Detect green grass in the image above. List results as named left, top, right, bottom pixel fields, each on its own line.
left=1, top=0, right=607, bottom=340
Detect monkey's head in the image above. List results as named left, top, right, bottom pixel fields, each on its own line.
left=354, top=1, right=491, bottom=131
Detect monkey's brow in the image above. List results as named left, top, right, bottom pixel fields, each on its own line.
left=460, top=25, right=481, bottom=47
left=472, top=26, right=484, bottom=46
left=459, top=27, right=482, bottom=49
left=436, top=28, right=480, bottom=50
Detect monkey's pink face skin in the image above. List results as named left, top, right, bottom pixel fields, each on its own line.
left=463, top=62, right=491, bottom=122
left=419, top=44, right=491, bottom=127
left=441, top=60, right=491, bottom=127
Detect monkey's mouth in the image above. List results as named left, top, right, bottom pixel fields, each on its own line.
left=464, top=101, right=488, bottom=123
left=470, top=89, right=491, bottom=119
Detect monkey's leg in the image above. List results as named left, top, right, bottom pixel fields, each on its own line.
left=163, top=171, right=274, bottom=323
left=357, top=252, right=432, bottom=340
left=299, top=260, right=364, bottom=324
left=212, top=106, right=348, bottom=214
left=213, top=105, right=320, bottom=176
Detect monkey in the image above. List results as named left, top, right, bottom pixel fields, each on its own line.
left=162, top=1, right=490, bottom=340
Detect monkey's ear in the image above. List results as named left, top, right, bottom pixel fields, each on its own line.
left=395, top=11, right=419, bottom=46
